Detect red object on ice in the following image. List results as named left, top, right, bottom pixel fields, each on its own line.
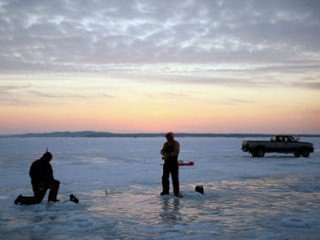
left=178, top=161, right=194, bottom=166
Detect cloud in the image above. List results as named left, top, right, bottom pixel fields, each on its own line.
left=27, top=90, right=113, bottom=99
left=216, top=97, right=255, bottom=105
left=0, top=84, right=31, bottom=92
left=0, top=84, right=35, bottom=105
left=290, top=81, right=320, bottom=90
left=0, top=82, right=113, bottom=106
left=0, top=0, right=319, bottom=74
left=0, top=1, right=319, bottom=92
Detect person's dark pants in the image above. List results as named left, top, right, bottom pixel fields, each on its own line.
left=162, top=160, right=180, bottom=194
left=17, top=179, right=60, bottom=205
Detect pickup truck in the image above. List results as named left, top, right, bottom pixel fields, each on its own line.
left=242, top=135, right=314, bottom=157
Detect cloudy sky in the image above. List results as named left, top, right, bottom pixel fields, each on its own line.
left=0, top=0, right=319, bottom=134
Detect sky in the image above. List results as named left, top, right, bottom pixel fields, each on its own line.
left=0, top=0, right=319, bottom=134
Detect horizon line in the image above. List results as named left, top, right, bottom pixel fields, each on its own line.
left=1, top=131, right=319, bottom=138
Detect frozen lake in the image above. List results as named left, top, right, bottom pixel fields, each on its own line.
left=0, top=137, right=319, bottom=239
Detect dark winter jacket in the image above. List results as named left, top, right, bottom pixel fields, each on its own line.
left=161, top=140, right=180, bottom=163
left=29, top=158, right=54, bottom=184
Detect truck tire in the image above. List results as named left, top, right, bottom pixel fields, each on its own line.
left=252, top=148, right=265, bottom=157
left=257, top=148, right=265, bottom=157
left=301, top=149, right=310, bottom=158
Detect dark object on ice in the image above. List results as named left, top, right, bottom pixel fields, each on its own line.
left=69, top=194, right=79, bottom=204
left=195, top=185, right=204, bottom=194
left=160, top=192, right=183, bottom=198
left=178, top=160, right=194, bottom=166
left=242, top=135, right=314, bottom=158
left=160, top=132, right=182, bottom=197
left=160, top=191, right=169, bottom=196
left=14, top=150, right=60, bottom=205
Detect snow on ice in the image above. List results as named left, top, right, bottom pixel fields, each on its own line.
left=0, top=137, right=320, bottom=239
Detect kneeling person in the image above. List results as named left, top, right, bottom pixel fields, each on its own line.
left=14, top=151, right=60, bottom=205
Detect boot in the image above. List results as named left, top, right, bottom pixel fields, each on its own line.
left=160, top=191, right=169, bottom=196
left=14, top=194, right=23, bottom=205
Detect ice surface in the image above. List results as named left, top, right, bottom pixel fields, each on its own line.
left=0, top=137, right=320, bottom=239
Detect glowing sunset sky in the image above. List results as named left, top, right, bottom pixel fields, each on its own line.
left=0, top=0, right=319, bottom=134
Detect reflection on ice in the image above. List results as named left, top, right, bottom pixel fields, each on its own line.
left=160, top=197, right=182, bottom=223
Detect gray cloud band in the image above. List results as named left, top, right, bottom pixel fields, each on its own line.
left=0, top=0, right=319, bottom=70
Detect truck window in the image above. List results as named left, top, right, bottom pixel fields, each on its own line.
left=288, top=136, right=297, bottom=142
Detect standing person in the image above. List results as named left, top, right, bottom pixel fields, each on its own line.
left=14, top=151, right=60, bottom=205
left=160, top=132, right=182, bottom=197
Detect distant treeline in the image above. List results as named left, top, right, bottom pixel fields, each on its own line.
left=1, top=131, right=319, bottom=138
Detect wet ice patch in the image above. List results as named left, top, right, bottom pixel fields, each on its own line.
left=281, top=217, right=310, bottom=228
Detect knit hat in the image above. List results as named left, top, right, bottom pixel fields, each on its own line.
left=166, top=132, right=174, bottom=139
left=42, top=151, right=52, bottom=161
